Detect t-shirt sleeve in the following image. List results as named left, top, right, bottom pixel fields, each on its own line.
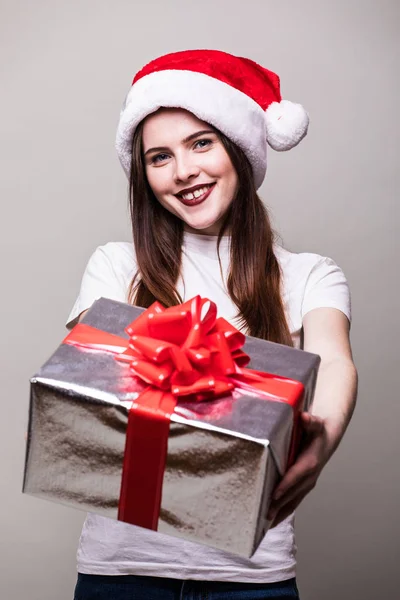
left=66, top=245, right=129, bottom=329
left=301, top=257, right=351, bottom=323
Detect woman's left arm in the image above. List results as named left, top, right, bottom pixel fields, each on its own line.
left=267, top=307, right=358, bottom=525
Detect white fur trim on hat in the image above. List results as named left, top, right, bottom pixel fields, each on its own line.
left=116, top=70, right=268, bottom=189
left=265, top=100, right=309, bottom=151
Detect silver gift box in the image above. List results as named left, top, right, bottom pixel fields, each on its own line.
left=23, top=298, right=320, bottom=558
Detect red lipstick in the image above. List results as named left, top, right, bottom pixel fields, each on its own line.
left=177, top=183, right=215, bottom=207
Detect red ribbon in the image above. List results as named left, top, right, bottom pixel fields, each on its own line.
left=63, top=296, right=304, bottom=529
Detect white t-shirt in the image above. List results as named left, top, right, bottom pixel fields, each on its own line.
left=66, top=232, right=351, bottom=583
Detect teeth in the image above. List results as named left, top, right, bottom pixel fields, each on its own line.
left=181, top=185, right=210, bottom=201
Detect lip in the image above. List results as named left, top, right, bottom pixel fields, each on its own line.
left=177, top=183, right=215, bottom=207
left=175, top=182, right=215, bottom=196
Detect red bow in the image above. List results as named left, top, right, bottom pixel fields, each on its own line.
left=64, top=296, right=304, bottom=529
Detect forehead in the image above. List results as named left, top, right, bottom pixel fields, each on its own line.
left=142, top=108, right=212, bottom=149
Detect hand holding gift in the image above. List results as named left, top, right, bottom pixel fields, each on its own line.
left=268, top=412, right=329, bottom=525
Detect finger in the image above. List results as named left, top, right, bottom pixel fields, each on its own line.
left=269, top=477, right=315, bottom=520
left=300, top=412, right=324, bottom=434
left=270, top=490, right=309, bottom=527
left=273, top=448, right=319, bottom=500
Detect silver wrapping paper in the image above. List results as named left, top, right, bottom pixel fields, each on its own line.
left=23, top=298, right=320, bottom=558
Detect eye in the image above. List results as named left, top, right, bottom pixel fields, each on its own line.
left=194, top=138, right=213, bottom=150
left=151, top=153, right=170, bottom=164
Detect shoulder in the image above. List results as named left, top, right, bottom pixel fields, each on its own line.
left=89, top=241, right=136, bottom=265
left=274, top=244, right=351, bottom=323
left=84, top=241, right=137, bottom=278
left=274, top=244, right=337, bottom=286
left=65, top=242, right=137, bottom=329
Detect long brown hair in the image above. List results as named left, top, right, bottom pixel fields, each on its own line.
left=128, top=118, right=293, bottom=346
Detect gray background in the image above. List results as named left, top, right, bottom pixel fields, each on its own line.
left=1, top=0, right=398, bottom=598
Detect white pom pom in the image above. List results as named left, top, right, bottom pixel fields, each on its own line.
left=265, top=100, right=309, bottom=151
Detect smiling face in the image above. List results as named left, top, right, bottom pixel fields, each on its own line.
left=142, top=108, right=239, bottom=235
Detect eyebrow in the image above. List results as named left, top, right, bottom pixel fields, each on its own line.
left=143, top=129, right=216, bottom=157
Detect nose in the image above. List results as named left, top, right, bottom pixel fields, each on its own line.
left=174, top=154, right=200, bottom=183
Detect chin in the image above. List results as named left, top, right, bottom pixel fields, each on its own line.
left=186, top=215, right=219, bottom=230
left=188, top=222, right=218, bottom=233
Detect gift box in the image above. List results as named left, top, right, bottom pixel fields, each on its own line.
left=23, top=296, right=320, bottom=558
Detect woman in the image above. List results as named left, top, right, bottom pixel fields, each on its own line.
left=69, top=49, right=358, bottom=600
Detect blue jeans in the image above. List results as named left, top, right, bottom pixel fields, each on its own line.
left=74, top=573, right=300, bottom=599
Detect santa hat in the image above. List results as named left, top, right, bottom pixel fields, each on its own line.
left=116, top=49, right=309, bottom=189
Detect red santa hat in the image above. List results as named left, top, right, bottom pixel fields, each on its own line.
left=116, top=49, right=309, bottom=189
